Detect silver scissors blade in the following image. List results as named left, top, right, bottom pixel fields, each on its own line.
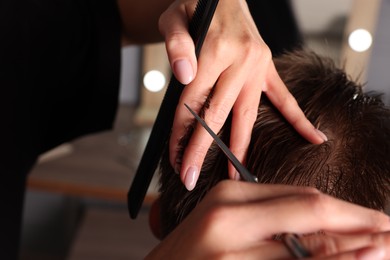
left=184, top=104, right=258, bottom=183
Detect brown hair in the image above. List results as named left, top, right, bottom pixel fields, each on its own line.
left=157, top=50, right=390, bottom=238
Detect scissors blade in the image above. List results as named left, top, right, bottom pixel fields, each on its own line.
left=184, top=104, right=258, bottom=183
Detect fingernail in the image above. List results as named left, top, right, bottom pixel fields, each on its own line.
left=173, top=59, right=193, bottom=85
left=184, top=166, right=198, bottom=191
left=358, top=247, right=385, bottom=260
left=315, top=129, right=328, bottom=142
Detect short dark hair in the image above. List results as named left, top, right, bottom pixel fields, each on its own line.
left=157, top=50, right=390, bottom=238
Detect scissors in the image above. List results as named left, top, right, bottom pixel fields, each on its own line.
left=184, top=103, right=258, bottom=183
left=185, top=103, right=311, bottom=259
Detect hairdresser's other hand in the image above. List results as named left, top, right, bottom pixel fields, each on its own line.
left=146, top=181, right=390, bottom=259
left=159, top=0, right=327, bottom=191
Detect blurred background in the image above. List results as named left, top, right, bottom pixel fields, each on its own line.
left=21, top=0, right=389, bottom=259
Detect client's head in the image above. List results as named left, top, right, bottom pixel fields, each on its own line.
left=157, top=50, right=390, bottom=238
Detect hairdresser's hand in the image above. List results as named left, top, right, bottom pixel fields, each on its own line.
left=146, top=181, right=390, bottom=259
left=159, top=0, right=327, bottom=191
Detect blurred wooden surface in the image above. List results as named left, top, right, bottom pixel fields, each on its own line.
left=68, top=207, right=159, bottom=260
left=27, top=104, right=159, bottom=205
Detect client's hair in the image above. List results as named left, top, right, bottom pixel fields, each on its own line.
left=158, top=50, right=390, bottom=238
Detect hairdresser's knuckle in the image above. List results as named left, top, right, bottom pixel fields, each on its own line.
left=209, top=181, right=233, bottom=200
left=229, top=147, right=247, bottom=160
left=202, top=33, right=230, bottom=60
left=300, top=236, right=322, bottom=255
left=280, top=92, right=297, bottom=110
left=302, top=235, right=340, bottom=256
left=165, top=31, right=193, bottom=52
left=201, top=204, right=234, bottom=237
left=370, top=232, right=390, bottom=247
left=212, top=180, right=230, bottom=193
left=368, top=213, right=390, bottom=232
left=205, top=104, right=231, bottom=128
left=290, top=112, right=305, bottom=129
left=210, top=33, right=267, bottom=64
left=206, top=181, right=245, bottom=206
left=206, top=204, right=231, bottom=223
left=187, top=142, right=210, bottom=159
left=236, top=40, right=268, bottom=67
left=302, top=186, right=321, bottom=194
left=212, top=39, right=231, bottom=58
left=302, top=192, right=330, bottom=217
left=213, top=252, right=241, bottom=260
left=237, top=105, right=258, bottom=124
left=212, top=253, right=229, bottom=260
left=263, top=47, right=272, bottom=61
left=241, top=41, right=269, bottom=66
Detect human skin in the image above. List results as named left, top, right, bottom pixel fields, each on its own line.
left=147, top=181, right=390, bottom=259
left=118, top=3, right=389, bottom=258
left=118, top=0, right=326, bottom=191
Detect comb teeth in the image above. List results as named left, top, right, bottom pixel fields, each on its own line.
left=127, top=0, right=220, bottom=220
left=189, top=0, right=219, bottom=57
left=189, top=0, right=208, bottom=37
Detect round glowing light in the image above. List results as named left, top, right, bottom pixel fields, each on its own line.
left=348, top=29, right=372, bottom=52
left=143, top=70, right=166, bottom=92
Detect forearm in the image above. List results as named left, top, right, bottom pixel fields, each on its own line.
left=117, top=0, right=175, bottom=44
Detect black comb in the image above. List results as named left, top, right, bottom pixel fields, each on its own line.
left=127, top=0, right=220, bottom=219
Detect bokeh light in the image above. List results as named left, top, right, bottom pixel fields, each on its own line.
left=143, top=70, right=166, bottom=92
left=348, top=29, right=373, bottom=52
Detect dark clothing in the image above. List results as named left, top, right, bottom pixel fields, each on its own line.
left=0, top=0, right=301, bottom=257
left=0, top=0, right=121, bottom=257
left=247, top=0, right=303, bottom=56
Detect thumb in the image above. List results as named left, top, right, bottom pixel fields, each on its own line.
left=159, top=5, right=197, bottom=85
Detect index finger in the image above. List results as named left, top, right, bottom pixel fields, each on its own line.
left=300, top=231, right=390, bottom=258
left=158, top=1, right=198, bottom=85
left=264, top=63, right=327, bottom=144
left=194, top=192, right=390, bottom=255
left=204, top=182, right=390, bottom=235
